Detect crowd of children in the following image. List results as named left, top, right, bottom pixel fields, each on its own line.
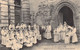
left=1, top=22, right=41, bottom=50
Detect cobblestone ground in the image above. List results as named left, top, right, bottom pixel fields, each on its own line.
left=0, top=39, right=80, bottom=50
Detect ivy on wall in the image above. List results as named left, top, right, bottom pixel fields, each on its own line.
left=36, top=1, right=53, bottom=25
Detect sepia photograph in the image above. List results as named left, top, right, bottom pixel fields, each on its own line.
left=0, top=0, right=80, bottom=50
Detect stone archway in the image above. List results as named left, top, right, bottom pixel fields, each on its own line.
left=52, top=1, right=77, bottom=30
left=58, top=6, right=74, bottom=26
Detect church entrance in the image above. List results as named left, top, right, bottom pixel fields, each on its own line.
left=58, top=6, right=74, bottom=26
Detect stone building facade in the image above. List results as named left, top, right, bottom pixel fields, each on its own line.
left=30, top=0, right=80, bottom=41
left=34, top=0, right=80, bottom=41
left=0, top=0, right=15, bottom=27
left=0, top=0, right=30, bottom=26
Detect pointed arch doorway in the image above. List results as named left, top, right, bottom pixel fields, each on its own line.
left=53, top=2, right=77, bottom=29
left=58, top=6, right=74, bottom=26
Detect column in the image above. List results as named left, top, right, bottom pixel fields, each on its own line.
left=21, top=0, right=30, bottom=24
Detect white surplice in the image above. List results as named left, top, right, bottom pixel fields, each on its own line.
left=72, top=28, right=78, bottom=43
left=9, top=24, right=15, bottom=30
left=1, top=29, right=8, bottom=45
left=54, top=29, right=60, bottom=42
left=44, top=25, right=52, bottom=39
left=11, top=38, right=23, bottom=50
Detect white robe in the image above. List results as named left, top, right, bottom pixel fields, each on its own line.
left=20, top=24, right=26, bottom=29
left=19, top=30, right=24, bottom=44
left=9, top=24, right=15, bottom=30
left=36, top=30, right=41, bottom=40
left=54, top=29, right=60, bottom=42
left=34, top=27, right=40, bottom=40
left=61, top=26, right=68, bottom=40
left=6, top=33, right=12, bottom=48
left=16, top=32, right=21, bottom=43
left=30, top=31, right=37, bottom=44
left=65, top=30, right=71, bottom=44
left=57, top=24, right=63, bottom=32
left=1, top=29, right=5, bottom=45
left=11, top=38, right=23, bottom=50
left=1, top=29, right=7, bottom=45
left=55, top=24, right=63, bottom=41
left=72, top=28, right=78, bottom=43
left=24, top=34, right=33, bottom=47
left=16, top=26, right=20, bottom=30
left=9, top=31, right=15, bottom=40
left=6, top=31, right=15, bottom=48
left=23, top=30, right=29, bottom=43
left=42, top=25, right=46, bottom=29
left=44, top=25, right=52, bottom=39
left=25, top=31, right=33, bottom=47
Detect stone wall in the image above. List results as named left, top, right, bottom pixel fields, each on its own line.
left=0, top=0, right=15, bottom=27
left=21, top=0, right=30, bottom=24
left=29, top=0, right=80, bottom=41
left=30, top=0, right=80, bottom=31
